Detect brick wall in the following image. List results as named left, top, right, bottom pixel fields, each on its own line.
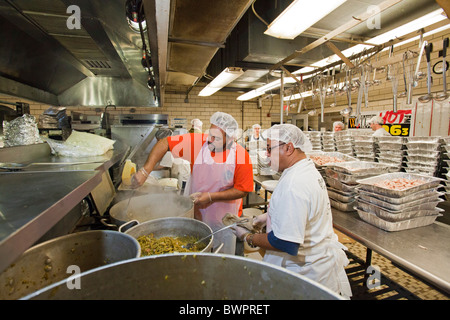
left=1, top=28, right=449, bottom=133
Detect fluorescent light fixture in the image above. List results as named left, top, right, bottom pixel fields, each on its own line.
left=237, top=77, right=297, bottom=101
left=283, top=90, right=314, bottom=101
left=199, top=67, right=244, bottom=96
left=238, top=9, right=447, bottom=102
left=264, top=0, right=348, bottom=39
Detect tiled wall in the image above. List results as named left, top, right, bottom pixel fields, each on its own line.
left=1, top=28, right=450, bottom=133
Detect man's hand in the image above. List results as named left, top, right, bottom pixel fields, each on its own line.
left=231, top=225, right=250, bottom=241
left=129, top=169, right=148, bottom=189
left=190, top=192, right=213, bottom=208
left=253, top=213, right=267, bottom=230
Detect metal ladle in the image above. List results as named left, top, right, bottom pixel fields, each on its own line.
left=436, top=37, right=449, bottom=101
left=183, top=218, right=250, bottom=249
left=418, top=43, right=434, bottom=103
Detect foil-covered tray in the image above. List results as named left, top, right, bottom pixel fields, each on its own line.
left=326, top=161, right=392, bottom=175
left=325, top=176, right=358, bottom=193
left=355, top=208, right=441, bottom=231
left=355, top=172, right=443, bottom=198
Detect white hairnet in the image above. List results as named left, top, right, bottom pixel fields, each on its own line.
left=210, top=112, right=239, bottom=139
left=191, top=118, right=203, bottom=129
left=333, top=121, right=345, bottom=129
left=265, top=124, right=312, bottom=152
left=368, top=115, right=384, bottom=125
left=252, top=124, right=261, bottom=129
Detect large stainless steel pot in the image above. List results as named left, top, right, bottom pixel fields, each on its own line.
left=107, top=192, right=194, bottom=227
left=23, top=253, right=343, bottom=300
left=0, top=230, right=140, bottom=300
left=122, top=217, right=214, bottom=255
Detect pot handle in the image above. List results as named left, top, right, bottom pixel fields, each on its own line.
left=213, top=243, right=224, bottom=254
left=118, top=219, right=139, bottom=233
left=100, top=218, right=118, bottom=229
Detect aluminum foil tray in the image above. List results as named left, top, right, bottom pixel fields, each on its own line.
left=355, top=199, right=443, bottom=222
left=375, top=136, right=406, bottom=143
left=377, top=142, right=404, bottom=150
left=406, top=142, right=441, bottom=151
left=329, top=198, right=356, bottom=212
left=327, top=187, right=356, bottom=202
left=325, top=168, right=375, bottom=185
left=325, top=176, right=358, bottom=193
left=357, top=187, right=441, bottom=205
left=355, top=208, right=441, bottom=232
left=356, top=193, right=443, bottom=212
left=406, top=136, right=441, bottom=143
left=326, top=161, right=392, bottom=175
left=306, top=151, right=357, bottom=169
left=355, top=172, right=443, bottom=198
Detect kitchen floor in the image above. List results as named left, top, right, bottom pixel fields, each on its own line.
left=245, top=190, right=450, bottom=301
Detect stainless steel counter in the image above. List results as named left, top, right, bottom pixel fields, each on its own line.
left=0, top=142, right=129, bottom=273
left=332, top=209, right=450, bottom=295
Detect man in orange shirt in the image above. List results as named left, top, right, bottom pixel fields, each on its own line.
left=130, top=112, right=254, bottom=254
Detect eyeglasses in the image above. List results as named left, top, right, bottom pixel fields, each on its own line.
left=266, top=143, right=286, bottom=154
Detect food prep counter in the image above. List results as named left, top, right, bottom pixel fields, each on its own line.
left=0, top=142, right=129, bottom=274
left=332, top=208, right=450, bottom=295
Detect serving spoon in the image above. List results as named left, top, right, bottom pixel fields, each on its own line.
left=183, top=218, right=250, bottom=249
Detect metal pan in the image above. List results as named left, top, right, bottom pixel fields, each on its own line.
left=104, top=192, right=194, bottom=228
left=22, top=253, right=343, bottom=300
left=0, top=230, right=140, bottom=300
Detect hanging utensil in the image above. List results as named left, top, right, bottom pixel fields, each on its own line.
left=397, top=52, right=408, bottom=98
left=386, top=46, right=394, bottom=80
left=391, top=63, right=399, bottom=112
left=405, top=51, right=415, bottom=104
left=418, top=43, right=434, bottom=103
left=436, top=37, right=449, bottom=101
left=414, top=40, right=427, bottom=86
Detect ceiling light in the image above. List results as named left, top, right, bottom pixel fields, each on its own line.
left=264, top=0, right=348, bottom=39
left=199, top=67, right=244, bottom=96
left=283, top=90, right=314, bottom=101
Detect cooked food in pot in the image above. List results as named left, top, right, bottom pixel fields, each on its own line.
left=137, top=234, right=206, bottom=256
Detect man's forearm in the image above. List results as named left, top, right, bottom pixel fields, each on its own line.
left=142, top=138, right=170, bottom=173
left=210, top=188, right=248, bottom=202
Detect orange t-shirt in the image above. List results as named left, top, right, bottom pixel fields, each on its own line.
left=167, top=133, right=254, bottom=216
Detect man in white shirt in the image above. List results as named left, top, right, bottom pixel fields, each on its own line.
left=368, top=115, right=391, bottom=137
left=232, top=124, right=352, bottom=299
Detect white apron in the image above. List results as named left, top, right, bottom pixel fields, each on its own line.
left=189, top=141, right=241, bottom=254
left=264, top=214, right=352, bottom=299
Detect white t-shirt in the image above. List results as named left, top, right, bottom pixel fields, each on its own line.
left=372, top=127, right=391, bottom=137
left=263, top=158, right=352, bottom=298
left=265, top=158, right=334, bottom=252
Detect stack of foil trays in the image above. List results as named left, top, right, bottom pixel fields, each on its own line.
left=355, top=172, right=443, bottom=231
